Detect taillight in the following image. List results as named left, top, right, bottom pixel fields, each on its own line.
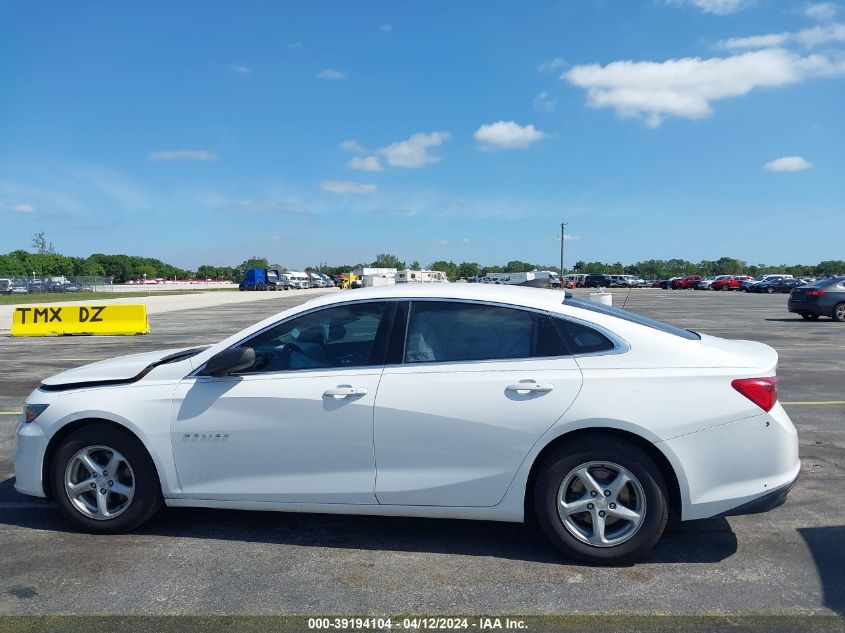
left=806, top=289, right=826, bottom=298
left=731, top=377, right=778, bottom=412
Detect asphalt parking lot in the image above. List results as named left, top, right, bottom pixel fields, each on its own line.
left=0, top=288, right=843, bottom=626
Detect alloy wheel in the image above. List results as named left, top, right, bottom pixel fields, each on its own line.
left=557, top=461, right=646, bottom=547
left=64, top=445, right=135, bottom=520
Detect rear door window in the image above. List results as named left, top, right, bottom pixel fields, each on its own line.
left=403, top=301, right=569, bottom=364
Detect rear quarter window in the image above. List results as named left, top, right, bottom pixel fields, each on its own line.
left=552, top=318, right=615, bottom=355
left=564, top=298, right=701, bottom=340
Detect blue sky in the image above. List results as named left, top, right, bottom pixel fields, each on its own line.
left=1, top=0, right=843, bottom=269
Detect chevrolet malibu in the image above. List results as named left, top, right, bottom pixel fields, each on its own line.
left=14, top=285, right=799, bottom=564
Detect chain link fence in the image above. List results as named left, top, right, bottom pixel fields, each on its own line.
left=0, top=275, right=112, bottom=294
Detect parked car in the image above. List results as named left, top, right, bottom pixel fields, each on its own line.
left=656, top=277, right=681, bottom=289
left=788, top=276, right=845, bottom=321
left=671, top=275, right=702, bottom=290
left=696, top=275, right=722, bottom=290
left=0, top=278, right=12, bottom=294
left=710, top=275, right=754, bottom=291
left=742, top=274, right=794, bottom=292
left=28, top=280, right=44, bottom=293
left=751, top=278, right=807, bottom=294
left=609, top=275, right=644, bottom=288
left=565, top=274, right=586, bottom=288
left=11, top=282, right=29, bottom=294
left=14, top=284, right=799, bottom=565
left=583, top=273, right=612, bottom=288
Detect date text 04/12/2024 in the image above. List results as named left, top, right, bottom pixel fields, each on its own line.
left=307, top=617, right=528, bottom=630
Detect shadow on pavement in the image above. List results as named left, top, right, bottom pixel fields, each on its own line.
left=799, top=526, right=845, bottom=615
left=1, top=477, right=737, bottom=566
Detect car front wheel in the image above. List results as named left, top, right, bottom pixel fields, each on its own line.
left=533, top=435, right=668, bottom=565
left=834, top=303, right=845, bottom=322
left=51, top=424, right=162, bottom=533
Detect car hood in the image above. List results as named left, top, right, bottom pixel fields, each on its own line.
left=41, top=346, right=207, bottom=389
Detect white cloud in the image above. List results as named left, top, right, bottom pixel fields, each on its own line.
left=340, top=139, right=366, bottom=152
left=668, top=0, right=754, bottom=15
left=804, top=2, right=839, bottom=21
left=218, top=199, right=312, bottom=215
left=149, top=150, right=217, bottom=161
left=12, top=203, right=35, bottom=213
left=537, top=57, right=567, bottom=73
left=565, top=48, right=845, bottom=127
left=533, top=91, right=557, bottom=113
left=380, top=24, right=392, bottom=32
left=721, top=22, right=845, bottom=49
left=720, top=33, right=791, bottom=49
left=347, top=156, right=383, bottom=172
left=474, top=121, right=547, bottom=150
left=378, top=131, right=451, bottom=168
left=764, top=155, right=813, bottom=171
left=317, top=68, right=348, bottom=80
left=225, top=64, right=252, bottom=75
left=321, top=180, right=377, bottom=194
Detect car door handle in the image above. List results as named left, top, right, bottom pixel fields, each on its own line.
left=506, top=382, right=555, bottom=393
left=323, top=386, right=368, bottom=398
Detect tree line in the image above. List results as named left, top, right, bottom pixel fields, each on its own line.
left=2, top=236, right=842, bottom=283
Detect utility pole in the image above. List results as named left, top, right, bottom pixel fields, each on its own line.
left=559, top=221, right=568, bottom=275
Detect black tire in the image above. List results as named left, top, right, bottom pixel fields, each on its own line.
left=50, top=423, right=162, bottom=533
left=766, top=287, right=774, bottom=294
left=833, top=303, right=845, bottom=323
left=533, top=434, right=668, bottom=565
left=721, top=284, right=730, bottom=291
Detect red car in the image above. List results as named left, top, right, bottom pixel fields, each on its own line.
left=672, top=275, right=702, bottom=289
left=710, top=275, right=754, bottom=291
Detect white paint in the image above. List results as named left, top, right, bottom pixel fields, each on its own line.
left=14, top=284, right=799, bottom=532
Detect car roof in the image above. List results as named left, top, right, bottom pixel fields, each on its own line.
left=809, top=275, right=845, bottom=287
left=302, top=283, right=571, bottom=312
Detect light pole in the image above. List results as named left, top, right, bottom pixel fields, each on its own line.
left=559, top=221, right=568, bottom=276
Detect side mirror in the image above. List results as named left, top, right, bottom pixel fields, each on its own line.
left=203, top=347, right=256, bottom=376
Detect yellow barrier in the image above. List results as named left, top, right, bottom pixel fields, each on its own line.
left=11, top=304, right=151, bottom=336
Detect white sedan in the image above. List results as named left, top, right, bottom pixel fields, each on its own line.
left=14, top=284, right=799, bottom=564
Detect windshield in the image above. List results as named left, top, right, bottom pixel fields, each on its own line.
left=565, top=298, right=701, bottom=340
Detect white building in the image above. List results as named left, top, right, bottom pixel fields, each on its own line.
left=352, top=267, right=397, bottom=288
left=353, top=267, right=397, bottom=278
left=396, top=269, right=449, bottom=283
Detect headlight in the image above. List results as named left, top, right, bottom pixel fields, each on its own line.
left=24, top=404, right=48, bottom=423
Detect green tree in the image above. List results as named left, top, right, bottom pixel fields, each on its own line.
left=815, top=260, right=845, bottom=277
left=372, top=253, right=405, bottom=269
left=31, top=231, right=55, bottom=255
left=239, top=257, right=270, bottom=271
left=457, top=261, right=480, bottom=279
left=429, top=260, right=458, bottom=280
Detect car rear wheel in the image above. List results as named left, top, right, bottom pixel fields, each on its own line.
left=834, top=303, right=845, bottom=322
left=51, top=424, right=162, bottom=533
left=766, top=287, right=774, bottom=294
left=533, top=435, right=668, bottom=565
left=721, top=284, right=730, bottom=291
